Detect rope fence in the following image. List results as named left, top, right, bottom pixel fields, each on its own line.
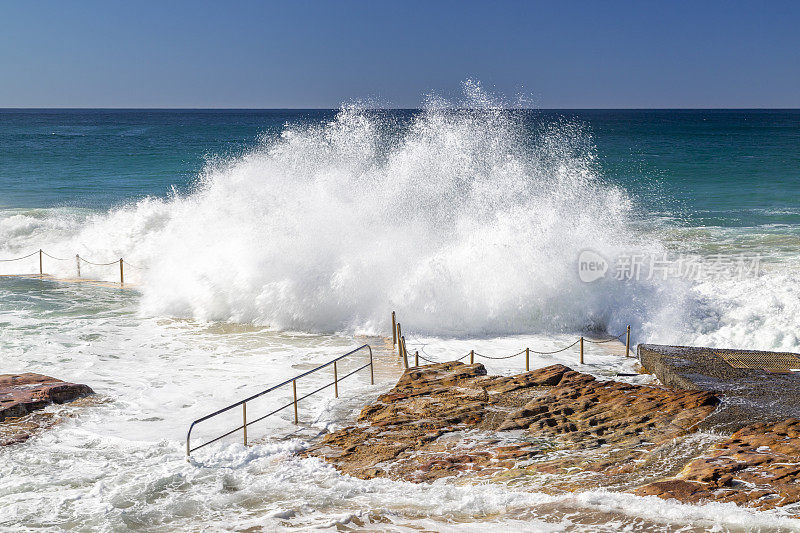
left=0, top=250, right=40, bottom=262
left=390, top=311, right=632, bottom=371
left=0, top=248, right=140, bottom=285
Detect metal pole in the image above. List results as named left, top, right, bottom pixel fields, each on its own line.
left=119, top=259, right=124, bottom=285
left=396, top=323, right=402, bottom=358
left=626, top=325, right=631, bottom=357
left=39, top=249, right=42, bottom=276
left=369, top=346, right=374, bottom=385
left=333, top=361, right=338, bottom=398
left=293, top=380, right=299, bottom=424
left=415, top=350, right=419, bottom=367
left=242, top=402, right=247, bottom=446
left=580, top=337, right=584, bottom=365
left=470, top=350, right=474, bottom=364
left=392, top=311, right=397, bottom=346
left=76, top=255, right=81, bottom=278
left=526, top=348, right=530, bottom=372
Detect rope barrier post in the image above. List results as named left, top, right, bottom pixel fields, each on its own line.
left=580, top=337, right=584, bottom=365
left=392, top=311, right=397, bottom=346
left=292, top=380, right=299, bottom=424
left=75, top=255, right=80, bottom=278
left=401, top=336, right=409, bottom=369
left=242, top=402, right=247, bottom=446
left=626, top=325, right=631, bottom=357
left=470, top=350, right=474, bottom=364
left=415, top=350, right=419, bottom=367
left=526, top=348, right=530, bottom=372
left=396, top=323, right=402, bottom=358
left=38, top=249, right=42, bottom=277
left=333, top=361, right=338, bottom=398
left=119, top=259, right=124, bottom=285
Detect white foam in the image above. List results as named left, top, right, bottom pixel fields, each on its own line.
left=0, top=83, right=694, bottom=342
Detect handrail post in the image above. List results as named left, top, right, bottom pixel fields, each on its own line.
left=396, top=323, right=402, bottom=358
left=39, top=249, right=42, bottom=277
left=526, top=348, right=530, bottom=372
left=76, top=254, right=81, bottom=278
left=186, top=343, right=375, bottom=457
left=401, top=336, right=409, bottom=368
left=292, top=380, right=299, bottom=424
left=368, top=345, right=374, bottom=385
left=242, top=402, right=247, bottom=446
left=626, top=325, right=631, bottom=357
left=470, top=350, right=474, bottom=364
left=333, top=361, right=339, bottom=398
left=392, top=311, right=397, bottom=346
left=415, top=350, right=419, bottom=367
left=119, top=258, right=124, bottom=285
left=580, top=337, right=584, bottom=365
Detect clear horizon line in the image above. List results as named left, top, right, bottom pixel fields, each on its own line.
left=1, top=106, right=799, bottom=111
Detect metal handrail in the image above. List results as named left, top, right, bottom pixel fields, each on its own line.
left=186, top=344, right=374, bottom=456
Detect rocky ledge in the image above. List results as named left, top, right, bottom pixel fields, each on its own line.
left=0, top=373, right=94, bottom=445
left=307, top=362, right=800, bottom=513
left=636, top=419, right=800, bottom=510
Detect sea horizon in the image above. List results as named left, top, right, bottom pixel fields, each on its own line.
left=3, top=106, right=800, bottom=110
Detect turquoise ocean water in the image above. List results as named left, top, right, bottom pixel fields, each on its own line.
left=2, top=109, right=798, bottom=224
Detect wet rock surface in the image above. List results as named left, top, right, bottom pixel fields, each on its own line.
left=636, top=419, right=800, bottom=511
left=306, top=362, right=719, bottom=490
left=638, top=344, right=800, bottom=432
left=307, top=362, right=800, bottom=513
left=0, top=373, right=94, bottom=445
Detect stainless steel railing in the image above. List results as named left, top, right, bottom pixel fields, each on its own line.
left=186, top=344, right=374, bottom=456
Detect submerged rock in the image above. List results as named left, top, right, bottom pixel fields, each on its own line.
left=0, top=373, right=94, bottom=445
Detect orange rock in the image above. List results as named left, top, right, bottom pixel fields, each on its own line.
left=0, top=373, right=94, bottom=445
left=637, top=418, right=800, bottom=512
left=305, top=362, right=720, bottom=488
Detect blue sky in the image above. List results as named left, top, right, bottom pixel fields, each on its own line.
left=1, top=0, right=798, bottom=108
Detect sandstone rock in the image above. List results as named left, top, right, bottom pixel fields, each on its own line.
left=0, top=373, right=94, bottom=445
left=636, top=418, right=800, bottom=511
left=304, top=361, right=800, bottom=514
left=306, top=362, right=719, bottom=490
